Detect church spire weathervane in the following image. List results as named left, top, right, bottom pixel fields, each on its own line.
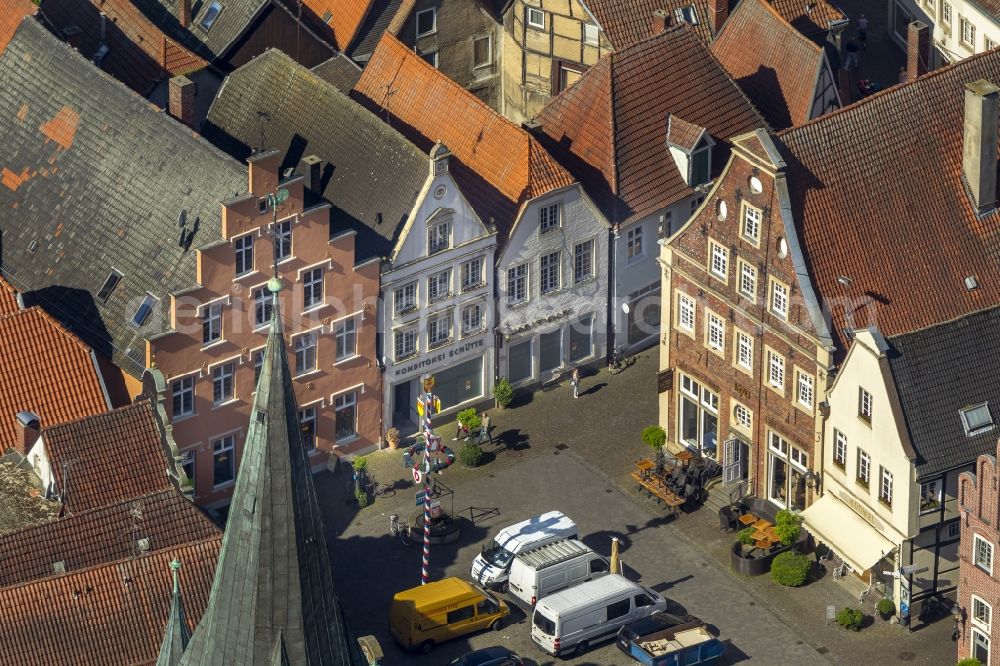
left=265, top=187, right=290, bottom=294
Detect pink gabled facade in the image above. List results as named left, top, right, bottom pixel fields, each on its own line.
left=145, top=151, right=381, bottom=507
left=958, top=441, right=1000, bottom=664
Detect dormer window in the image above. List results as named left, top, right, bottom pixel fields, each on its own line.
left=961, top=403, right=994, bottom=435
left=691, top=145, right=711, bottom=186
left=428, top=220, right=451, bottom=254
left=665, top=114, right=714, bottom=188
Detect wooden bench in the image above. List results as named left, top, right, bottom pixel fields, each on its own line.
left=631, top=471, right=685, bottom=517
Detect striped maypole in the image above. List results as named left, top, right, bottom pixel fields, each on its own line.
left=417, top=374, right=441, bottom=585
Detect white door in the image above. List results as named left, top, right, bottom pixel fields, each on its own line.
left=723, top=439, right=746, bottom=484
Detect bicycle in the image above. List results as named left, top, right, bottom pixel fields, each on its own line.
left=389, top=513, right=413, bottom=546
left=346, top=470, right=395, bottom=500
left=609, top=345, right=633, bottom=373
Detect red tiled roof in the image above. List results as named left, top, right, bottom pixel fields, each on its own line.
left=302, top=0, right=374, bottom=50
left=0, top=2, right=35, bottom=56
left=711, top=0, right=824, bottom=129
left=0, top=536, right=220, bottom=666
left=41, top=0, right=208, bottom=96
left=41, top=401, right=171, bottom=514
left=777, top=48, right=1000, bottom=350
left=767, top=0, right=845, bottom=36
left=0, top=489, right=219, bottom=588
left=666, top=115, right=706, bottom=151
left=532, top=26, right=767, bottom=224
left=584, top=0, right=714, bottom=48
left=0, top=275, right=18, bottom=315
left=351, top=32, right=576, bottom=239
left=0, top=307, right=108, bottom=451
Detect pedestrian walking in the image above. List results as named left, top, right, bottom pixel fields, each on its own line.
left=857, top=14, right=869, bottom=50
left=570, top=368, right=580, bottom=399
left=478, top=412, right=492, bottom=445
left=843, top=39, right=860, bottom=70
left=453, top=416, right=468, bottom=441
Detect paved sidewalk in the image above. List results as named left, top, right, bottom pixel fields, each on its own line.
left=325, top=350, right=954, bottom=664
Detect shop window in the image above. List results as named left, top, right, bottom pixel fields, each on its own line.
left=678, top=374, right=718, bottom=459
left=433, top=356, right=484, bottom=409
left=539, top=329, right=562, bottom=373
left=508, top=340, right=532, bottom=382
left=569, top=316, right=592, bottom=362
left=335, top=392, right=357, bottom=442
left=767, top=432, right=807, bottom=509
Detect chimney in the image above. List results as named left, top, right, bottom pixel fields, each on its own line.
left=298, top=155, right=322, bottom=193
left=907, top=21, right=930, bottom=81
left=15, top=411, right=40, bottom=455
left=178, top=0, right=192, bottom=29
left=651, top=9, right=668, bottom=36
left=708, top=0, right=728, bottom=36
left=962, top=80, right=1000, bottom=214
left=168, top=75, right=196, bottom=129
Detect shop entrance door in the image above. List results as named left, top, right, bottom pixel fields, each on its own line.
left=723, top=438, right=748, bottom=484
left=539, top=329, right=562, bottom=374
left=393, top=381, right=412, bottom=426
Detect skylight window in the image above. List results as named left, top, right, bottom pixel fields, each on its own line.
left=961, top=403, right=994, bottom=435
left=199, top=1, right=223, bottom=30
left=96, top=269, right=122, bottom=303
left=132, top=293, right=157, bottom=328
left=675, top=5, right=698, bottom=24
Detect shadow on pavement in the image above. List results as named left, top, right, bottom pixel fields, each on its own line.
left=578, top=382, right=606, bottom=397
left=496, top=428, right=531, bottom=452
left=720, top=639, right=751, bottom=664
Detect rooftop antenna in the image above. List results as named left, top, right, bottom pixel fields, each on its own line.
left=126, top=499, right=145, bottom=559
left=381, top=82, right=397, bottom=126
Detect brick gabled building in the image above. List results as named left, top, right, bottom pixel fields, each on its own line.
left=659, top=129, right=832, bottom=509
left=959, top=441, right=1000, bottom=664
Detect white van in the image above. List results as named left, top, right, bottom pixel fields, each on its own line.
left=508, top=539, right=609, bottom=607
left=471, top=511, right=577, bottom=591
left=530, top=574, right=667, bottom=657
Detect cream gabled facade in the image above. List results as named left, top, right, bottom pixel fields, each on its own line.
left=806, top=327, right=915, bottom=615
left=893, top=0, right=1000, bottom=66
left=382, top=145, right=498, bottom=429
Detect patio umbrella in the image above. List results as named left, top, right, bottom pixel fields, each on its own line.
left=610, top=536, right=621, bottom=575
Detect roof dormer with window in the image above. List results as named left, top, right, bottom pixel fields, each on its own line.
left=665, top=114, right=715, bottom=188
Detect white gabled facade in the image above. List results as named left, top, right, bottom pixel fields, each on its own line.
left=893, top=0, right=1000, bottom=66
left=497, top=183, right=610, bottom=387
left=381, top=145, right=498, bottom=429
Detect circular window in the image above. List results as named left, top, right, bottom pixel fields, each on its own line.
left=733, top=403, right=751, bottom=429
left=433, top=185, right=447, bottom=199
left=749, top=176, right=763, bottom=194
left=716, top=199, right=728, bottom=221
left=777, top=237, right=789, bottom=259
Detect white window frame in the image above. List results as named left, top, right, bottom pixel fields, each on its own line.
left=738, top=259, right=757, bottom=300
left=879, top=465, right=893, bottom=507
left=943, top=1, right=953, bottom=25
left=428, top=220, right=451, bottom=254
left=428, top=269, right=451, bottom=303
left=334, top=391, right=358, bottom=443
left=172, top=376, right=195, bottom=419
left=428, top=310, right=453, bottom=349
left=972, top=627, right=992, bottom=665
left=709, top=241, right=728, bottom=280
left=833, top=430, right=847, bottom=468
left=574, top=239, right=594, bottom=283
left=461, top=258, right=484, bottom=292
left=473, top=35, right=492, bottom=69
left=859, top=387, right=873, bottom=422
left=919, top=479, right=942, bottom=513
left=212, top=362, right=235, bottom=405
left=294, top=331, right=318, bottom=376
left=211, top=434, right=235, bottom=487
left=987, top=36, right=997, bottom=51
left=540, top=251, right=561, bottom=294
left=131, top=293, right=158, bottom=328
left=735, top=330, right=753, bottom=372
left=462, top=302, right=483, bottom=337
left=303, top=267, right=324, bottom=310
left=975, top=534, right=994, bottom=575
left=201, top=301, right=223, bottom=346
left=857, top=448, right=871, bottom=488
left=732, top=402, right=752, bottom=430
left=394, top=326, right=418, bottom=361
left=973, top=595, right=993, bottom=633
left=526, top=6, right=545, bottom=30
left=742, top=203, right=762, bottom=245
left=334, top=318, right=357, bottom=362
left=705, top=311, right=725, bottom=353
left=507, top=263, right=528, bottom=305
left=253, top=286, right=273, bottom=328
left=961, top=403, right=994, bottom=434
left=234, top=232, right=254, bottom=276
left=676, top=292, right=695, bottom=333
left=199, top=1, right=224, bottom=31
left=795, top=369, right=814, bottom=410
left=540, top=202, right=561, bottom=233
left=767, top=349, right=784, bottom=392
left=584, top=22, right=600, bottom=45
left=961, top=16, right=975, bottom=46
left=675, top=5, right=698, bottom=23
left=394, top=281, right=417, bottom=317
left=421, top=50, right=439, bottom=68
left=770, top=278, right=789, bottom=319
left=273, top=218, right=292, bottom=262
left=415, top=7, right=437, bottom=37
left=626, top=225, right=643, bottom=262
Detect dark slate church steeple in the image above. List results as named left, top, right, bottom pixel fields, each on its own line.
left=176, top=277, right=360, bottom=665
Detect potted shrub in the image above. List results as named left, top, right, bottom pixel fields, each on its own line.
left=352, top=456, right=368, bottom=495
left=494, top=378, right=514, bottom=409
left=385, top=427, right=401, bottom=450
left=353, top=487, right=369, bottom=508
left=876, top=598, right=895, bottom=621
left=773, top=509, right=802, bottom=546
left=836, top=607, right=864, bottom=631
left=770, top=551, right=811, bottom=587
left=458, top=442, right=483, bottom=467
left=957, top=659, right=983, bottom=666
left=457, top=408, right=481, bottom=439
left=738, top=527, right=757, bottom=555
left=641, top=425, right=667, bottom=473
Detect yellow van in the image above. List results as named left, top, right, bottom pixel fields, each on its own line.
left=390, top=577, right=509, bottom=654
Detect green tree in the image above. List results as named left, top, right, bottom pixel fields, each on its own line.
left=494, top=378, right=514, bottom=408
left=641, top=425, right=667, bottom=473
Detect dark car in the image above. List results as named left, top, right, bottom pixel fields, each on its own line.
left=449, top=646, right=523, bottom=666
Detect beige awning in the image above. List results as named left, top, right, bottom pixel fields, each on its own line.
left=800, top=494, right=896, bottom=573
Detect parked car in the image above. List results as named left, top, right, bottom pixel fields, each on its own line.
left=449, top=646, right=524, bottom=665
left=389, top=577, right=508, bottom=654
left=471, top=510, right=577, bottom=591
left=530, top=574, right=667, bottom=657
left=616, top=610, right=726, bottom=665
left=508, top=538, right=609, bottom=607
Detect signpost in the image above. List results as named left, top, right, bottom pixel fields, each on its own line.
left=415, top=491, right=426, bottom=506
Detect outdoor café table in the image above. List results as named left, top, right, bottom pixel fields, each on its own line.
left=738, top=513, right=758, bottom=527
left=673, top=449, right=694, bottom=465
left=635, top=459, right=655, bottom=477
left=752, top=518, right=772, bottom=531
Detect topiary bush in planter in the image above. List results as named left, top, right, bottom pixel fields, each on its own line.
left=641, top=425, right=667, bottom=472
left=494, top=378, right=513, bottom=408
left=738, top=527, right=757, bottom=546
left=354, top=488, right=369, bottom=508
left=770, top=550, right=811, bottom=587
left=836, top=607, right=864, bottom=631
left=458, top=442, right=483, bottom=467
left=773, top=509, right=803, bottom=546
left=876, top=598, right=895, bottom=620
